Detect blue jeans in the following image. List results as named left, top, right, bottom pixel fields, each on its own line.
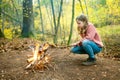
left=71, top=39, right=102, bottom=59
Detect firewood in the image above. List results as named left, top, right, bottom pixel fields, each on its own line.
left=27, top=57, right=34, bottom=63
left=25, top=43, right=51, bottom=70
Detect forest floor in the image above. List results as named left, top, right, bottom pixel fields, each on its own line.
left=0, top=38, right=120, bottom=80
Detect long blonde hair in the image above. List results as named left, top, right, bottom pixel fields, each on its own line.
left=76, top=14, right=88, bottom=34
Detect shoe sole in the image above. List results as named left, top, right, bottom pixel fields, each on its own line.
left=82, top=62, right=96, bottom=66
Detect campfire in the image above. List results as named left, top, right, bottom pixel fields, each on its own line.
left=25, top=43, right=51, bottom=70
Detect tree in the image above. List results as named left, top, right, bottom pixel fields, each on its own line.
left=0, top=0, right=4, bottom=38
left=67, top=0, right=75, bottom=45
left=44, top=1, right=54, bottom=33
left=50, top=0, right=57, bottom=44
left=78, top=0, right=84, bottom=13
left=84, top=0, right=88, bottom=18
left=0, top=29, right=4, bottom=38
left=0, top=0, right=1, bottom=18
left=55, top=0, right=63, bottom=44
left=50, top=0, right=63, bottom=44
left=38, top=0, right=45, bottom=40
left=21, top=0, right=35, bottom=37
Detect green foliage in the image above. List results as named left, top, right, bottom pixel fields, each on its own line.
left=97, top=25, right=120, bottom=37
left=78, top=0, right=120, bottom=27
left=1, top=0, right=120, bottom=45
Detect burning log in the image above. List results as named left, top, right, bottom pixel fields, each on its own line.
left=25, top=43, right=50, bottom=70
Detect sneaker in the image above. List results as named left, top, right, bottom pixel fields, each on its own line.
left=82, top=58, right=96, bottom=66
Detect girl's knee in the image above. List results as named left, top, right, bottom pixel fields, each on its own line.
left=70, top=46, right=80, bottom=53
left=70, top=47, right=76, bottom=53
left=82, top=39, right=90, bottom=46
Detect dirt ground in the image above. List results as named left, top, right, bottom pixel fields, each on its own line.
left=0, top=38, right=120, bottom=80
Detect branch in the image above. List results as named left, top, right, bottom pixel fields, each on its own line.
left=1, top=11, right=21, bottom=24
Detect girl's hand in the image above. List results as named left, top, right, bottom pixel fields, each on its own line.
left=70, top=43, right=77, bottom=46
left=71, top=41, right=81, bottom=46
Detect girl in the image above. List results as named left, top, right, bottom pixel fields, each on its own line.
left=71, top=14, right=103, bottom=66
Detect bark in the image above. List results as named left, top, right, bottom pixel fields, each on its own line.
left=84, top=0, right=89, bottom=18
left=50, top=0, right=57, bottom=44
left=78, top=0, right=84, bottom=13
left=38, top=0, right=45, bottom=39
left=22, top=0, right=35, bottom=37
left=0, top=0, right=4, bottom=38
left=55, top=0, right=63, bottom=44
left=67, top=0, right=75, bottom=45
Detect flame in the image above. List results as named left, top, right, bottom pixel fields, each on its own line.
left=45, top=56, right=49, bottom=63
left=26, top=43, right=50, bottom=70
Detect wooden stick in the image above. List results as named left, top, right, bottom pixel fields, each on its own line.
left=55, top=45, right=73, bottom=49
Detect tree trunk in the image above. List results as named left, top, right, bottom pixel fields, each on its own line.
left=67, top=0, right=75, bottom=45
left=0, top=29, right=4, bottom=38
left=55, top=0, right=63, bottom=43
left=0, top=0, right=4, bottom=38
left=0, top=0, right=1, bottom=18
left=84, top=0, right=89, bottom=18
left=38, top=0, right=45, bottom=40
left=44, top=1, right=54, bottom=34
left=50, top=0, right=57, bottom=44
left=22, top=0, right=35, bottom=37
left=50, top=0, right=63, bottom=44
left=78, top=0, right=84, bottom=14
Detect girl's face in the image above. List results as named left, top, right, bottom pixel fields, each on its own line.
left=76, top=20, right=84, bottom=29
